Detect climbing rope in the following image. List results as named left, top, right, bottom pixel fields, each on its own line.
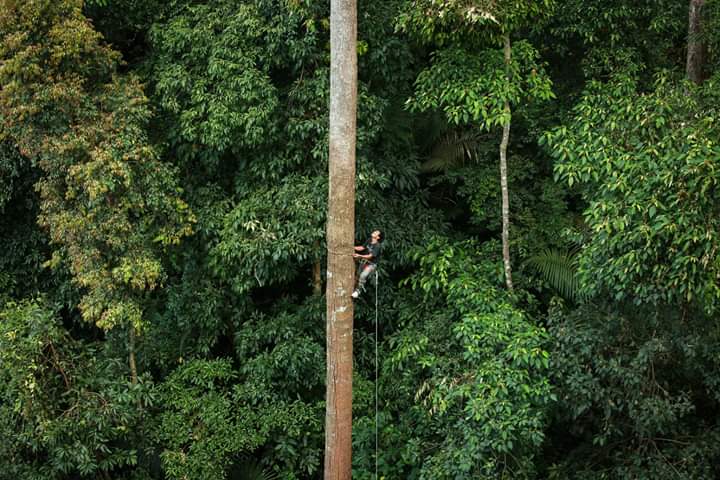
left=375, top=268, right=379, bottom=480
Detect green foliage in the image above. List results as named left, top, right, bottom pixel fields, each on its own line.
left=420, top=127, right=486, bottom=172
left=146, top=258, right=237, bottom=366
left=155, top=358, right=319, bottom=480
left=0, top=142, right=59, bottom=305
left=85, top=0, right=164, bottom=56
left=231, top=299, right=326, bottom=477
left=0, top=0, right=194, bottom=330
left=0, top=300, right=151, bottom=478
left=708, top=1, right=720, bottom=72
left=425, top=147, right=574, bottom=271
left=409, top=42, right=554, bottom=128
left=211, top=175, right=326, bottom=293
left=546, top=303, right=720, bottom=479
left=151, top=297, right=326, bottom=479
left=397, top=0, right=556, bottom=45
left=229, top=457, right=280, bottom=480
left=527, top=248, right=586, bottom=302
left=544, top=73, right=720, bottom=311
left=369, top=239, right=553, bottom=478
left=149, top=0, right=281, bottom=164
left=2, top=0, right=720, bottom=478
left=0, top=142, right=24, bottom=212
left=544, top=0, right=687, bottom=78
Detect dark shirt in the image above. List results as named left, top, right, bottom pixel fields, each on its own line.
left=362, top=240, right=382, bottom=264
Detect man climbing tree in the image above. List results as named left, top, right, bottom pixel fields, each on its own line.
left=324, top=0, right=357, bottom=477
left=352, top=230, right=384, bottom=299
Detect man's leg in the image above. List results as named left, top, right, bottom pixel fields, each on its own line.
left=353, top=264, right=376, bottom=298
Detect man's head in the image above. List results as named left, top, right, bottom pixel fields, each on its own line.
left=371, top=229, right=384, bottom=243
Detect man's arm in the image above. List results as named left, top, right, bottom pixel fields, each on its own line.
left=354, top=246, right=365, bottom=252
left=353, top=252, right=373, bottom=259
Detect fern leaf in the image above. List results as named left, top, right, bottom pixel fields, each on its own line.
left=527, top=248, right=588, bottom=302
left=229, top=457, right=279, bottom=480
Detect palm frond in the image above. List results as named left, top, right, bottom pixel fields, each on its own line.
left=229, top=457, right=279, bottom=480
left=526, top=248, right=588, bottom=302
left=421, top=129, right=485, bottom=173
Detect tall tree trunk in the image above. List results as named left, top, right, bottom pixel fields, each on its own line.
left=314, top=241, right=323, bottom=296
left=500, top=34, right=514, bottom=292
left=325, top=0, right=357, bottom=477
left=686, top=0, right=706, bottom=84
left=128, top=326, right=138, bottom=385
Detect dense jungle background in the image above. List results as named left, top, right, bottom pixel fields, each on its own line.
left=2, top=0, right=720, bottom=478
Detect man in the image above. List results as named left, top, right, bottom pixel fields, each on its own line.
left=351, top=229, right=384, bottom=299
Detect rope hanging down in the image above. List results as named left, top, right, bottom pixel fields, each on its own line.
left=375, top=269, right=379, bottom=480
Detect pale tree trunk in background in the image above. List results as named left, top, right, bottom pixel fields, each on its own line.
left=687, top=0, right=706, bottom=84
left=325, top=0, right=357, bottom=477
left=128, top=326, right=138, bottom=385
left=314, top=241, right=323, bottom=296
left=313, top=259, right=323, bottom=296
left=500, top=33, right=514, bottom=292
